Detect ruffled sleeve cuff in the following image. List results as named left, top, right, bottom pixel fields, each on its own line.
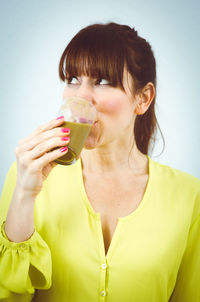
left=0, top=221, right=52, bottom=294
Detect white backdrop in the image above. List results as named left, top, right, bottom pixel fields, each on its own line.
left=0, top=0, right=200, bottom=192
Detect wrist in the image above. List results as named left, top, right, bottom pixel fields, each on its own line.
left=14, top=185, right=37, bottom=203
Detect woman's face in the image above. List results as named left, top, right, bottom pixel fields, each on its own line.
left=62, top=70, right=138, bottom=149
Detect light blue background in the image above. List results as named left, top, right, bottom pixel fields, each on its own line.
left=0, top=0, right=200, bottom=193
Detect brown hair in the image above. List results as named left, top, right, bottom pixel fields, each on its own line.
left=59, top=22, right=165, bottom=155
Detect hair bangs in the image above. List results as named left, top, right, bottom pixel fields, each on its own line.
left=59, top=25, right=126, bottom=90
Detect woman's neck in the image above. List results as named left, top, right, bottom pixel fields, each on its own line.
left=80, top=142, right=148, bottom=176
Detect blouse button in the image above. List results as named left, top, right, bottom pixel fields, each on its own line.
left=101, top=263, right=107, bottom=270
left=100, top=290, right=106, bottom=297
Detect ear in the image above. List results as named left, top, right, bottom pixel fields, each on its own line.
left=134, top=82, right=155, bottom=115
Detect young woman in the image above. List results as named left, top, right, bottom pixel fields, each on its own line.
left=0, top=22, right=199, bottom=302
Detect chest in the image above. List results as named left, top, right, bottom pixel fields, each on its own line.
left=83, top=173, right=149, bottom=255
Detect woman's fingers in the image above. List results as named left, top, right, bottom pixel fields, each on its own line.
left=21, top=126, right=70, bottom=152
left=30, top=136, right=70, bottom=160
left=16, top=136, right=70, bottom=172
left=19, top=117, right=65, bottom=147
left=17, top=117, right=70, bottom=152
left=33, top=116, right=65, bottom=136
left=34, top=145, right=68, bottom=170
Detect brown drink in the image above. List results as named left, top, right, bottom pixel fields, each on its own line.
left=55, top=121, right=91, bottom=165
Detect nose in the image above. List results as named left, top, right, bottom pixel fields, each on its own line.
left=75, top=81, right=96, bottom=106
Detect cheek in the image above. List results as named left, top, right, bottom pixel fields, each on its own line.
left=99, top=98, right=124, bottom=115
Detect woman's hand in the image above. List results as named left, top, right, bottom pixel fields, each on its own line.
left=15, top=116, right=70, bottom=198
left=4, top=117, right=70, bottom=242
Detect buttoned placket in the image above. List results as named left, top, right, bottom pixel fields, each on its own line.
left=99, top=260, right=108, bottom=299
left=95, top=214, right=123, bottom=301
left=94, top=214, right=108, bottom=300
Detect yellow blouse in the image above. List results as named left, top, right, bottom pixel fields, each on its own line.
left=0, top=156, right=200, bottom=302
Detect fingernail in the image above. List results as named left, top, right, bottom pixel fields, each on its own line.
left=56, top=116, right=64, bottom=120
left=60, top=146, right=68, bottom=152
left=61, top=128, right=70, bottom=133
left=61, top=137, right=70, bottom=141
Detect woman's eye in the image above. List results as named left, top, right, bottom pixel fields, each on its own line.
left=67, top=76, right=79, bottom=84
left=96, top=79, right=110, bottom=85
